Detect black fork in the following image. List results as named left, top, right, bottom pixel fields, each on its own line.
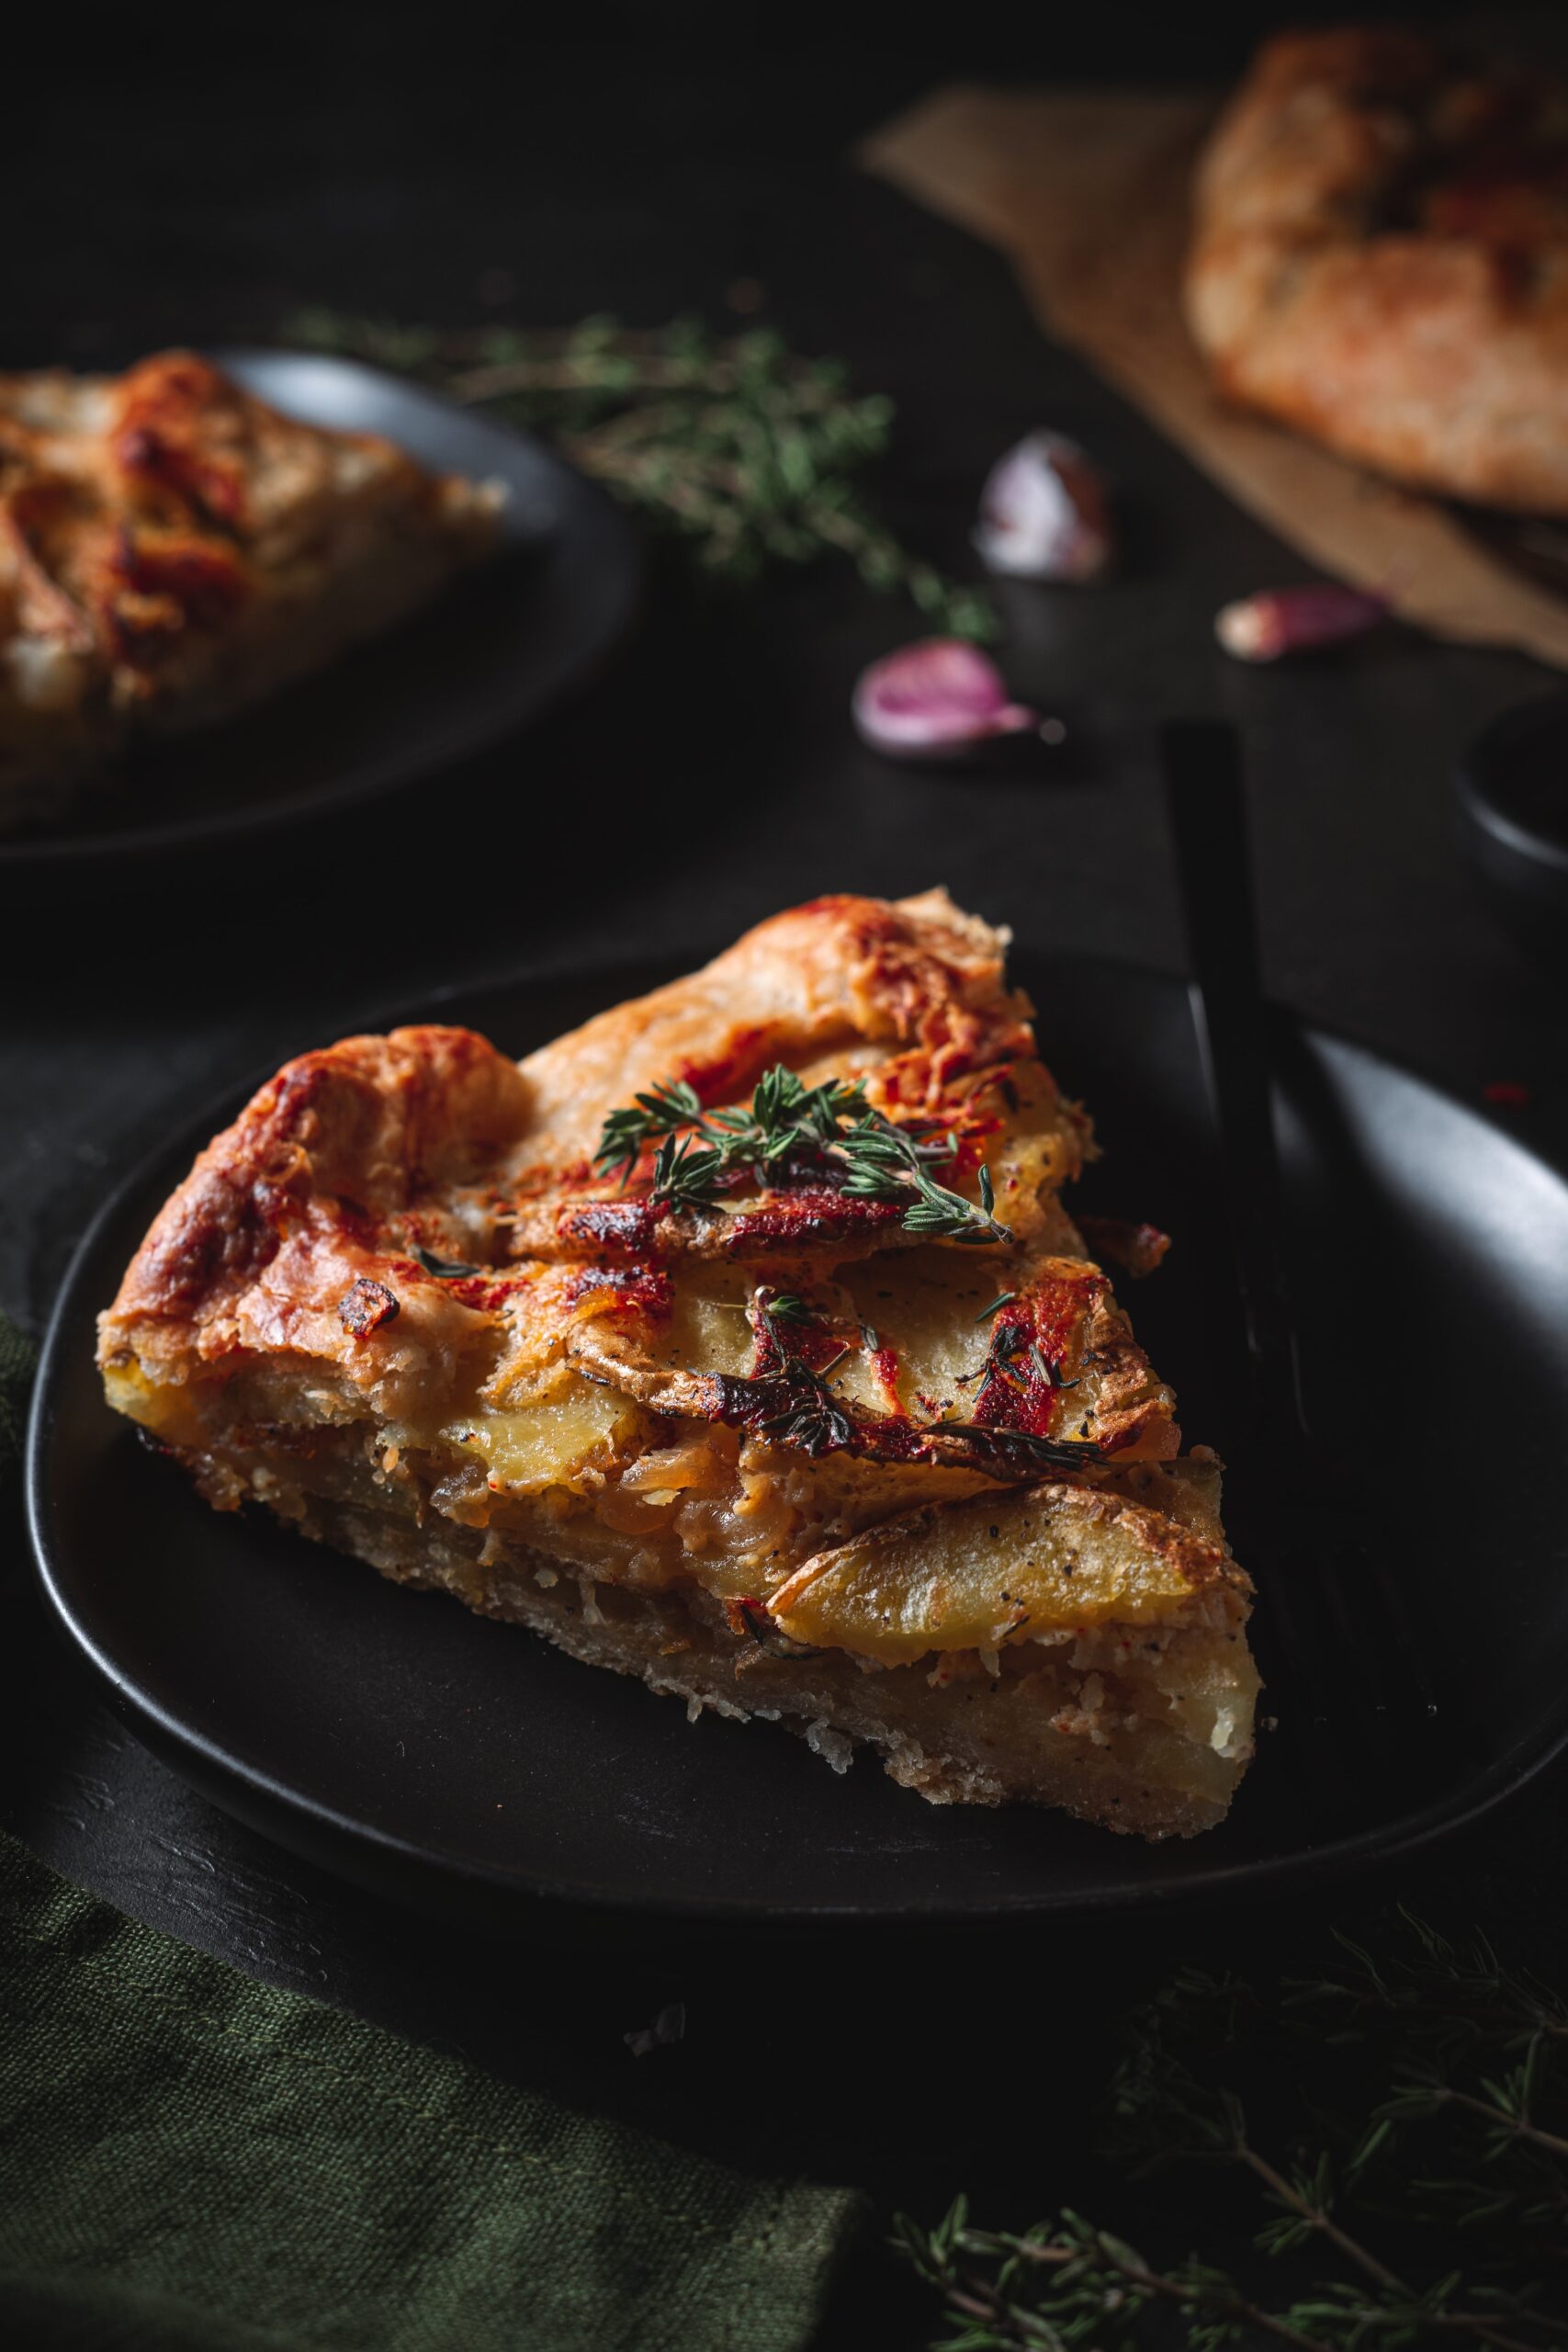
left=1158, top=719, right=1439, bottom=1760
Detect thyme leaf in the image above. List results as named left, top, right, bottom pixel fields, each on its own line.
left=757, top=1290, right=815, bottom=1328
left=974, top=1291, right=1020, bottom=1322
left=406, top=1242, right=483, bottom=1279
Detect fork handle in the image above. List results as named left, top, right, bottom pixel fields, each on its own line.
left=1158, top=720, right=1303, bottom=1433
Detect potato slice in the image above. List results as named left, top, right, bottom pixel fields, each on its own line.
left=444, top=1378, right=648, bottom=1496
left=840, top=1245, right=1016, bottom=1416
left=768, top=1478, right=1237, bottom=1664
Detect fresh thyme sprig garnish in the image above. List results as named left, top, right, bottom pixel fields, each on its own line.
left=593, top=1061, right=1012, bottom=1246
left=945, top=1311, right=1098, bottom=1468
left=595, top=1080, right=704, bottom=1191
left=955, top=1310, right=1075, bottom=1395
left=836, top=1124, right=1012, bottom=1246
left=983, top=1317, right=1077, bottom=1396
left=647, top=1129, right=726, bottom=1214
left=708, top=1286, right=855, bottom=1458
left=595, top=1067, right=871, bottom=1189
left=285, top=310, right=996, bottom=637
left=950, top=1424, right=1106, bottom=1476
left=750, top=1374, right=855, bottom=1457
left=897, top=1910, right=1568, bottom=2352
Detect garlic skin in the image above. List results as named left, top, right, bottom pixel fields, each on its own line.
left=1216, top=583, right=1387, bottom=662
left=852, top=639, right=1039, bottom=761
left=974, top=431, right=1113, bottom=582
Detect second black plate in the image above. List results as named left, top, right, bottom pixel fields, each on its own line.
left=0, top=349, right=641, bottom=873
left=26, top=954, right=1568, bottom=1928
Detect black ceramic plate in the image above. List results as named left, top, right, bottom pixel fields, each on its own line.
left=26, top=954, right=1568, bottom=1928
left=0, top=350, right=640, bottom=871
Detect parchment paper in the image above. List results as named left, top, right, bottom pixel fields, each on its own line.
left=863, top=85, right=1568, bottom=670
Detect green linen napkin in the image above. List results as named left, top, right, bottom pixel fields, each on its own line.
left=0, top=1310, right=863, bottom=2351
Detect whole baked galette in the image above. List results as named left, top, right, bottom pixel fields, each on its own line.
left=1186, top=28, right=1568, bottom=513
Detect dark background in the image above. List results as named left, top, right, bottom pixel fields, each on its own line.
left=4, top=6, right=1566, bottom=2343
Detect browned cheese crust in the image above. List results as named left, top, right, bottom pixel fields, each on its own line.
left=0, top=349, right=503, bottom=824
left=1185, top=28, right=1568, bottom=513
left=98, top=891, right=1258, bottom=1839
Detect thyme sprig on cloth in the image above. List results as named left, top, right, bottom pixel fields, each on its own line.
left=896, top=1911, right=1568, bottom=2352
left=593, top=1062, right=1012, bottom=1246
left=288, top=310, right=995, bottom=636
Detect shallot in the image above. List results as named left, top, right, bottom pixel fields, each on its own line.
left=1215, top=583, right=1387, bottom=662
left=852, top=638, right=1043, bottom=760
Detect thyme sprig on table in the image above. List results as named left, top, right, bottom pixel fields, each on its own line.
left=896, top=1912, right=1568, bottom=2352
left=286, top=310, right=996, bottom=636
left=593, top=1062, right=1012, bottom=1246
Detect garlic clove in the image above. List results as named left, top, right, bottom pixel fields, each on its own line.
left=974, top=431, right=1114, bottom=582
left=1215, top=583, right=1387, bottom=662
left=852, top=638, right=1041, bottom=760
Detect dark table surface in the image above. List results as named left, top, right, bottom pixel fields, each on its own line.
left=6, top=7, right=1567, bottom=2343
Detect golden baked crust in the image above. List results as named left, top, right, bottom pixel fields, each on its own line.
left=0, top=349, right=503, bottom=826
left=1185, top=29, right=1568, bottom=513
left=98, top=891, right=1258, bottom=1839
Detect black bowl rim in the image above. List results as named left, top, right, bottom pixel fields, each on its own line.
left=1455, top=688, right=1568, bottom=884
left=0, top=347, right=642, bottom=871
left=24, top=950, right=1568, bottom=1924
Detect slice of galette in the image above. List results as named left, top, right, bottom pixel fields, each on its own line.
left=0, top=348, right=503, bottom=826
left=98, top=889, right=1258, bottom=1838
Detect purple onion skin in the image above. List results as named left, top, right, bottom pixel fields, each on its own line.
left=1215, top=584, right=1388, bottom=662
left=852, top=638, right=1040, bottom=763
